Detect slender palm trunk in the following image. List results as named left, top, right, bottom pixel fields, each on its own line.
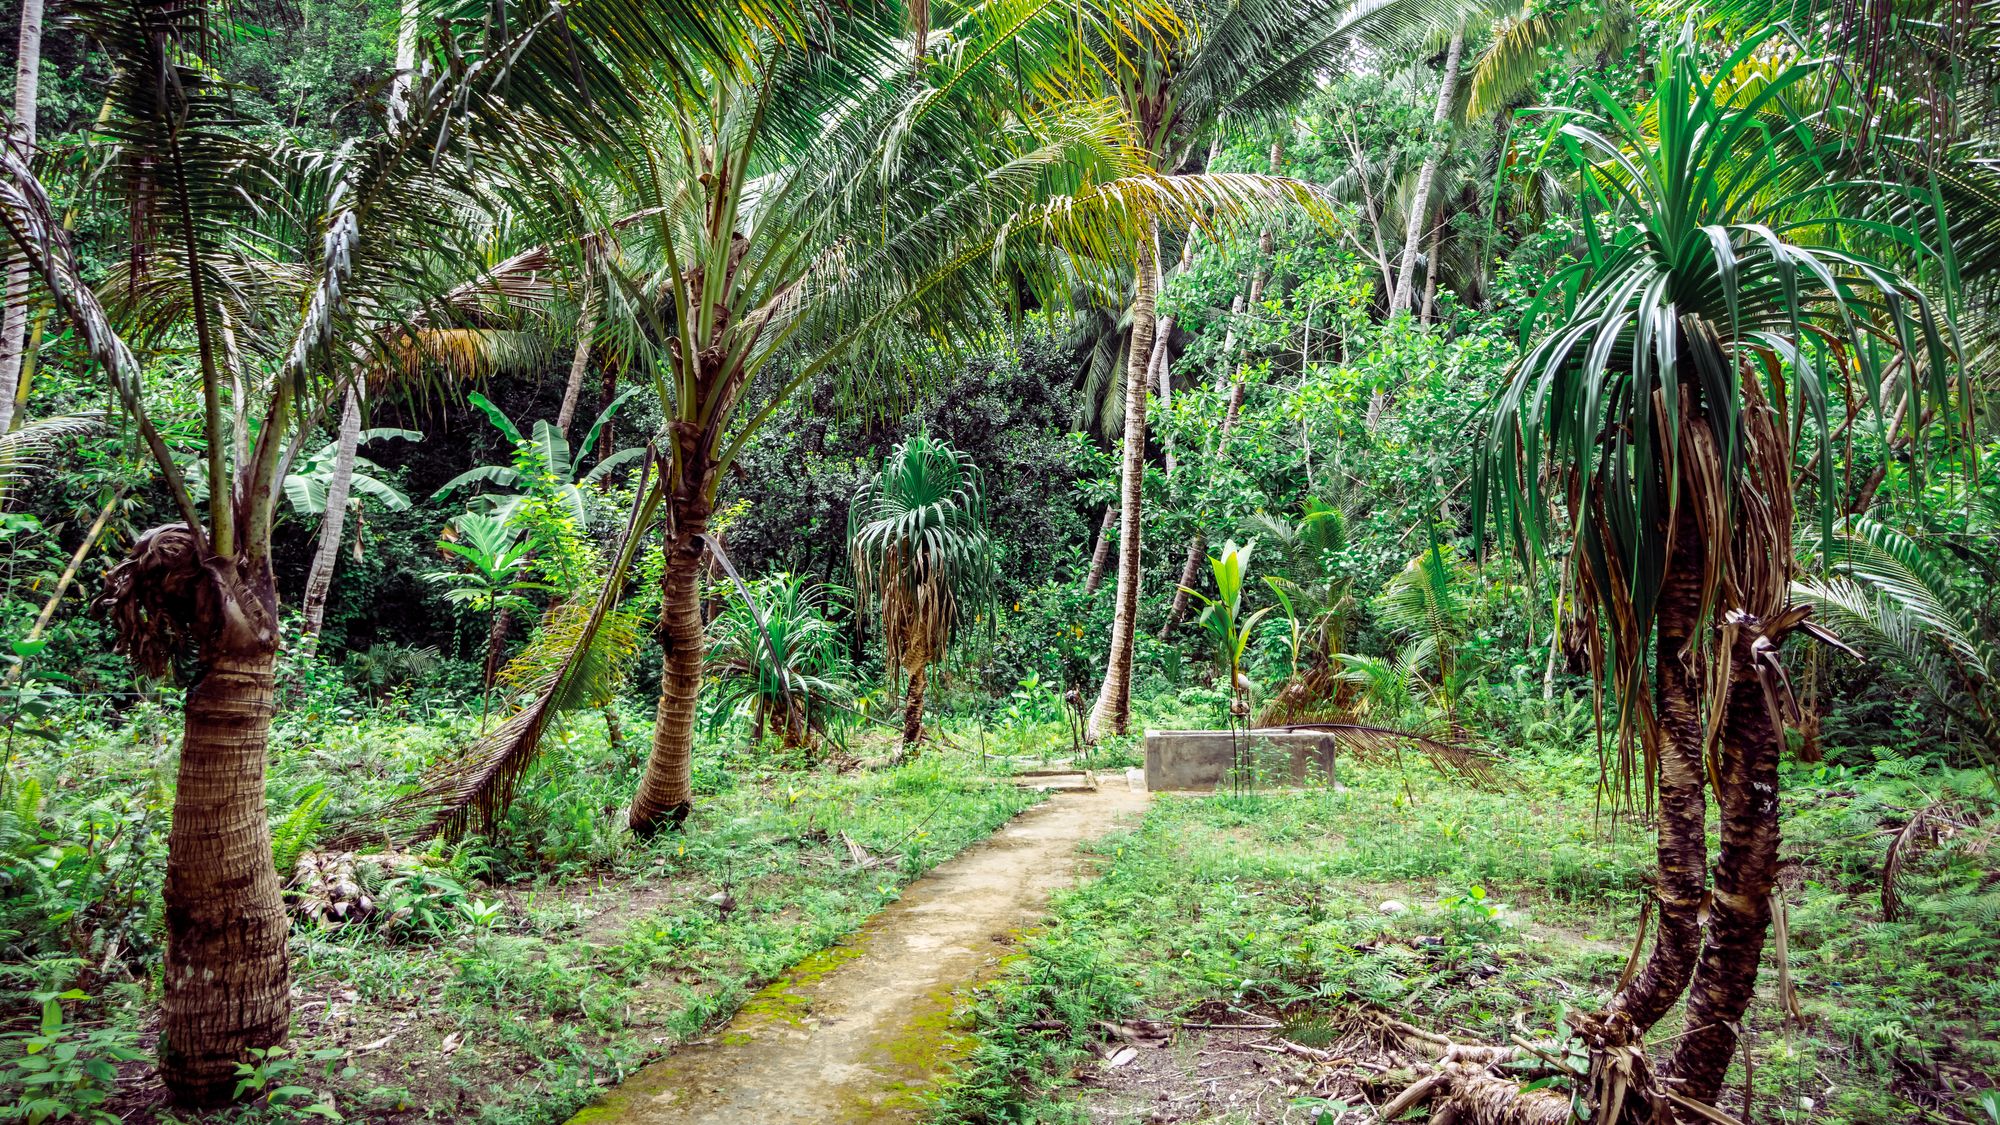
left=0, top=0, right=43, bottom=434
left=555, top=277, right=597, bottom=437
left=299, top=386, right=361, bottom=648
left=1083, top=504, right=1116, bottom=594
left=158, top=567, right=290, bottom=1105
left=629, top=504, right=710, bottom=835
left=901, top=652, right=928, bottom=749
left=1086, top=225, right=1157, bottom=741
left=1390, top=29, right=1464, bottom=317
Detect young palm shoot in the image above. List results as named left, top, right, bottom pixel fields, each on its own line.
left=850, top=435, right=997, bottom=751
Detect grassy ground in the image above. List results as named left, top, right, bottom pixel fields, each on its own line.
left=3, top=704, right=1038, bottom=1125
left=928, top=742, right=2000, bottom=1124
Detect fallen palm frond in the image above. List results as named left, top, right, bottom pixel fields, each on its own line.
left=337, top=453, right=664, bottom=843
left=1259, top=716, right=1502, bottom=787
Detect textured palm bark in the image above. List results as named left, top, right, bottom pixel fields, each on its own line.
left=0, top=0, right=43, bottom=434
left=158, top=570, right=290, bottom=1105
left=901, top=660, right=928, bottom=748
left=554, top=279, right=598, bottom=437
left=629, top=508, right=709, bottom=835
left=1589, top=504, right=1711, bottom=1046
left=1390, top=29, right=1464, bottom=317
left=1083, top=504, right=1116, bottom=594
left=1666, top=646, right=1780, bottom=1102
left=1087, top=227, right=1157, bottom=741
left=299, top=386, right=362, bottom=647
left=481, top=605, right=512, bottom=689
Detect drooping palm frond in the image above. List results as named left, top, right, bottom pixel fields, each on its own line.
left=0, top=414, right=104, bottom=489
left=1472, top=23, right=1962, bottom=781
left=1794, top=516, right=2000, bottom=763
left=349, top=456, right=665, bottom=842
left=1261, top=717, right=1502, bottom=785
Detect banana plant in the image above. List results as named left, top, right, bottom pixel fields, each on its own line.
left=432, top=391, right=641, bottom=525
left=283, top=429, right=422, bottom=519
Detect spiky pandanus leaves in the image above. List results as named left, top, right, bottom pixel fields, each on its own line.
left=1474, top=22, right=1959, bottom=768
left=1461, top=22, right=1964, bottom=1120
left=850, top=435, right=996, bottom=745
left=706, top=574, right=852, bottom=747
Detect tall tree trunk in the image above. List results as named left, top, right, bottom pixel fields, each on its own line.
left=388, top=0, right=418, bottom=126
left=156, top=560, right=290, bottom=1105
left=1586, top=499, right=1710, bottom=1046
left=596, top=361, right=618, bottom=461
left=0, top=0, right=44, bottom=434
left=555, top=276, right=598, bottom=436
left=1086, top=224, right=1157, bottom=741
left=629, top=502, right=710, bottom=835
left=1667, top=634, right=1781, bottom=1102
left=1419, top=214, right=1442, bottom=323
left=1083, top=504, right=1117, bottom=594
left=1390, top=28, right=1464, bottom=317
left=482, top=605, right=512, bottom=689
left=1161, top=140, right=1279, bottom=640
left=901, top=647, right=929, bottom=749
left=299, top=386, right=361, bottom=650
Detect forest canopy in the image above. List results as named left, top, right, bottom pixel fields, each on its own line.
left=0, top=0, right=1995, bottom=1122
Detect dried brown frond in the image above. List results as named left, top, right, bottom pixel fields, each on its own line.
left=98, top=524, right=206, bottom=678
left=1259, top=715, right=1503, bottom=787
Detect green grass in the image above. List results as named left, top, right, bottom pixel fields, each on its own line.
left=2, top=708, right=1038, bottom=1125
left=927, top=747, right=2000, bottom=1125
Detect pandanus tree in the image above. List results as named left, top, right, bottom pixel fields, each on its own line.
left=850, top=434, right=997, bottom=748
left=0, top=0, right=752, bottom=1099
left=707, top=573, right=851, bottom=750
left=1465, top=24, right=1961, bottom=1121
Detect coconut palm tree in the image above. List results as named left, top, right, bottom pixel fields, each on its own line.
left=583, top=0, right=1308, bottom=834
left=850, top=435, right=997, bottom=748
left=0, top=0, right=762, bottom=1100
left=1465, top=23, right=1959, bottom=1120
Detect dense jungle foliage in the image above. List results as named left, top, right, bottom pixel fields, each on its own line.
left=0, top=0, right=1996, bottom=1121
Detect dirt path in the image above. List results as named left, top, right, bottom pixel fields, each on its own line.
left=566, top=775, right=1150, bottom=1125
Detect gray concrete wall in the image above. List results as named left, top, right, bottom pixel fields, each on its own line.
left=1143, top=729, right=1341, bottom=792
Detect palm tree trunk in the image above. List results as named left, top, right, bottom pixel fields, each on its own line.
left=1087, top=224, right=1157, bottom=741
left=901, top=654, right=928, bottom=749
left=1588, top=500, right=1709, bottom=1044
left=482, top=604, right=512, bottom=689
left=1161, top=142, right=1278, bottom=641
left=554, top=276, right=598, bottom=437
left=1390, top=28, right=1464, bottom=318
left=629, top=505, right=709, bottom=835
left=299, top=386, right=361, bottom=649
left=0, top=0, right=44, bottom=435
left=158, top=571, right=290, bottom=1105
left=1083, top=503, right=1117, bottom=594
